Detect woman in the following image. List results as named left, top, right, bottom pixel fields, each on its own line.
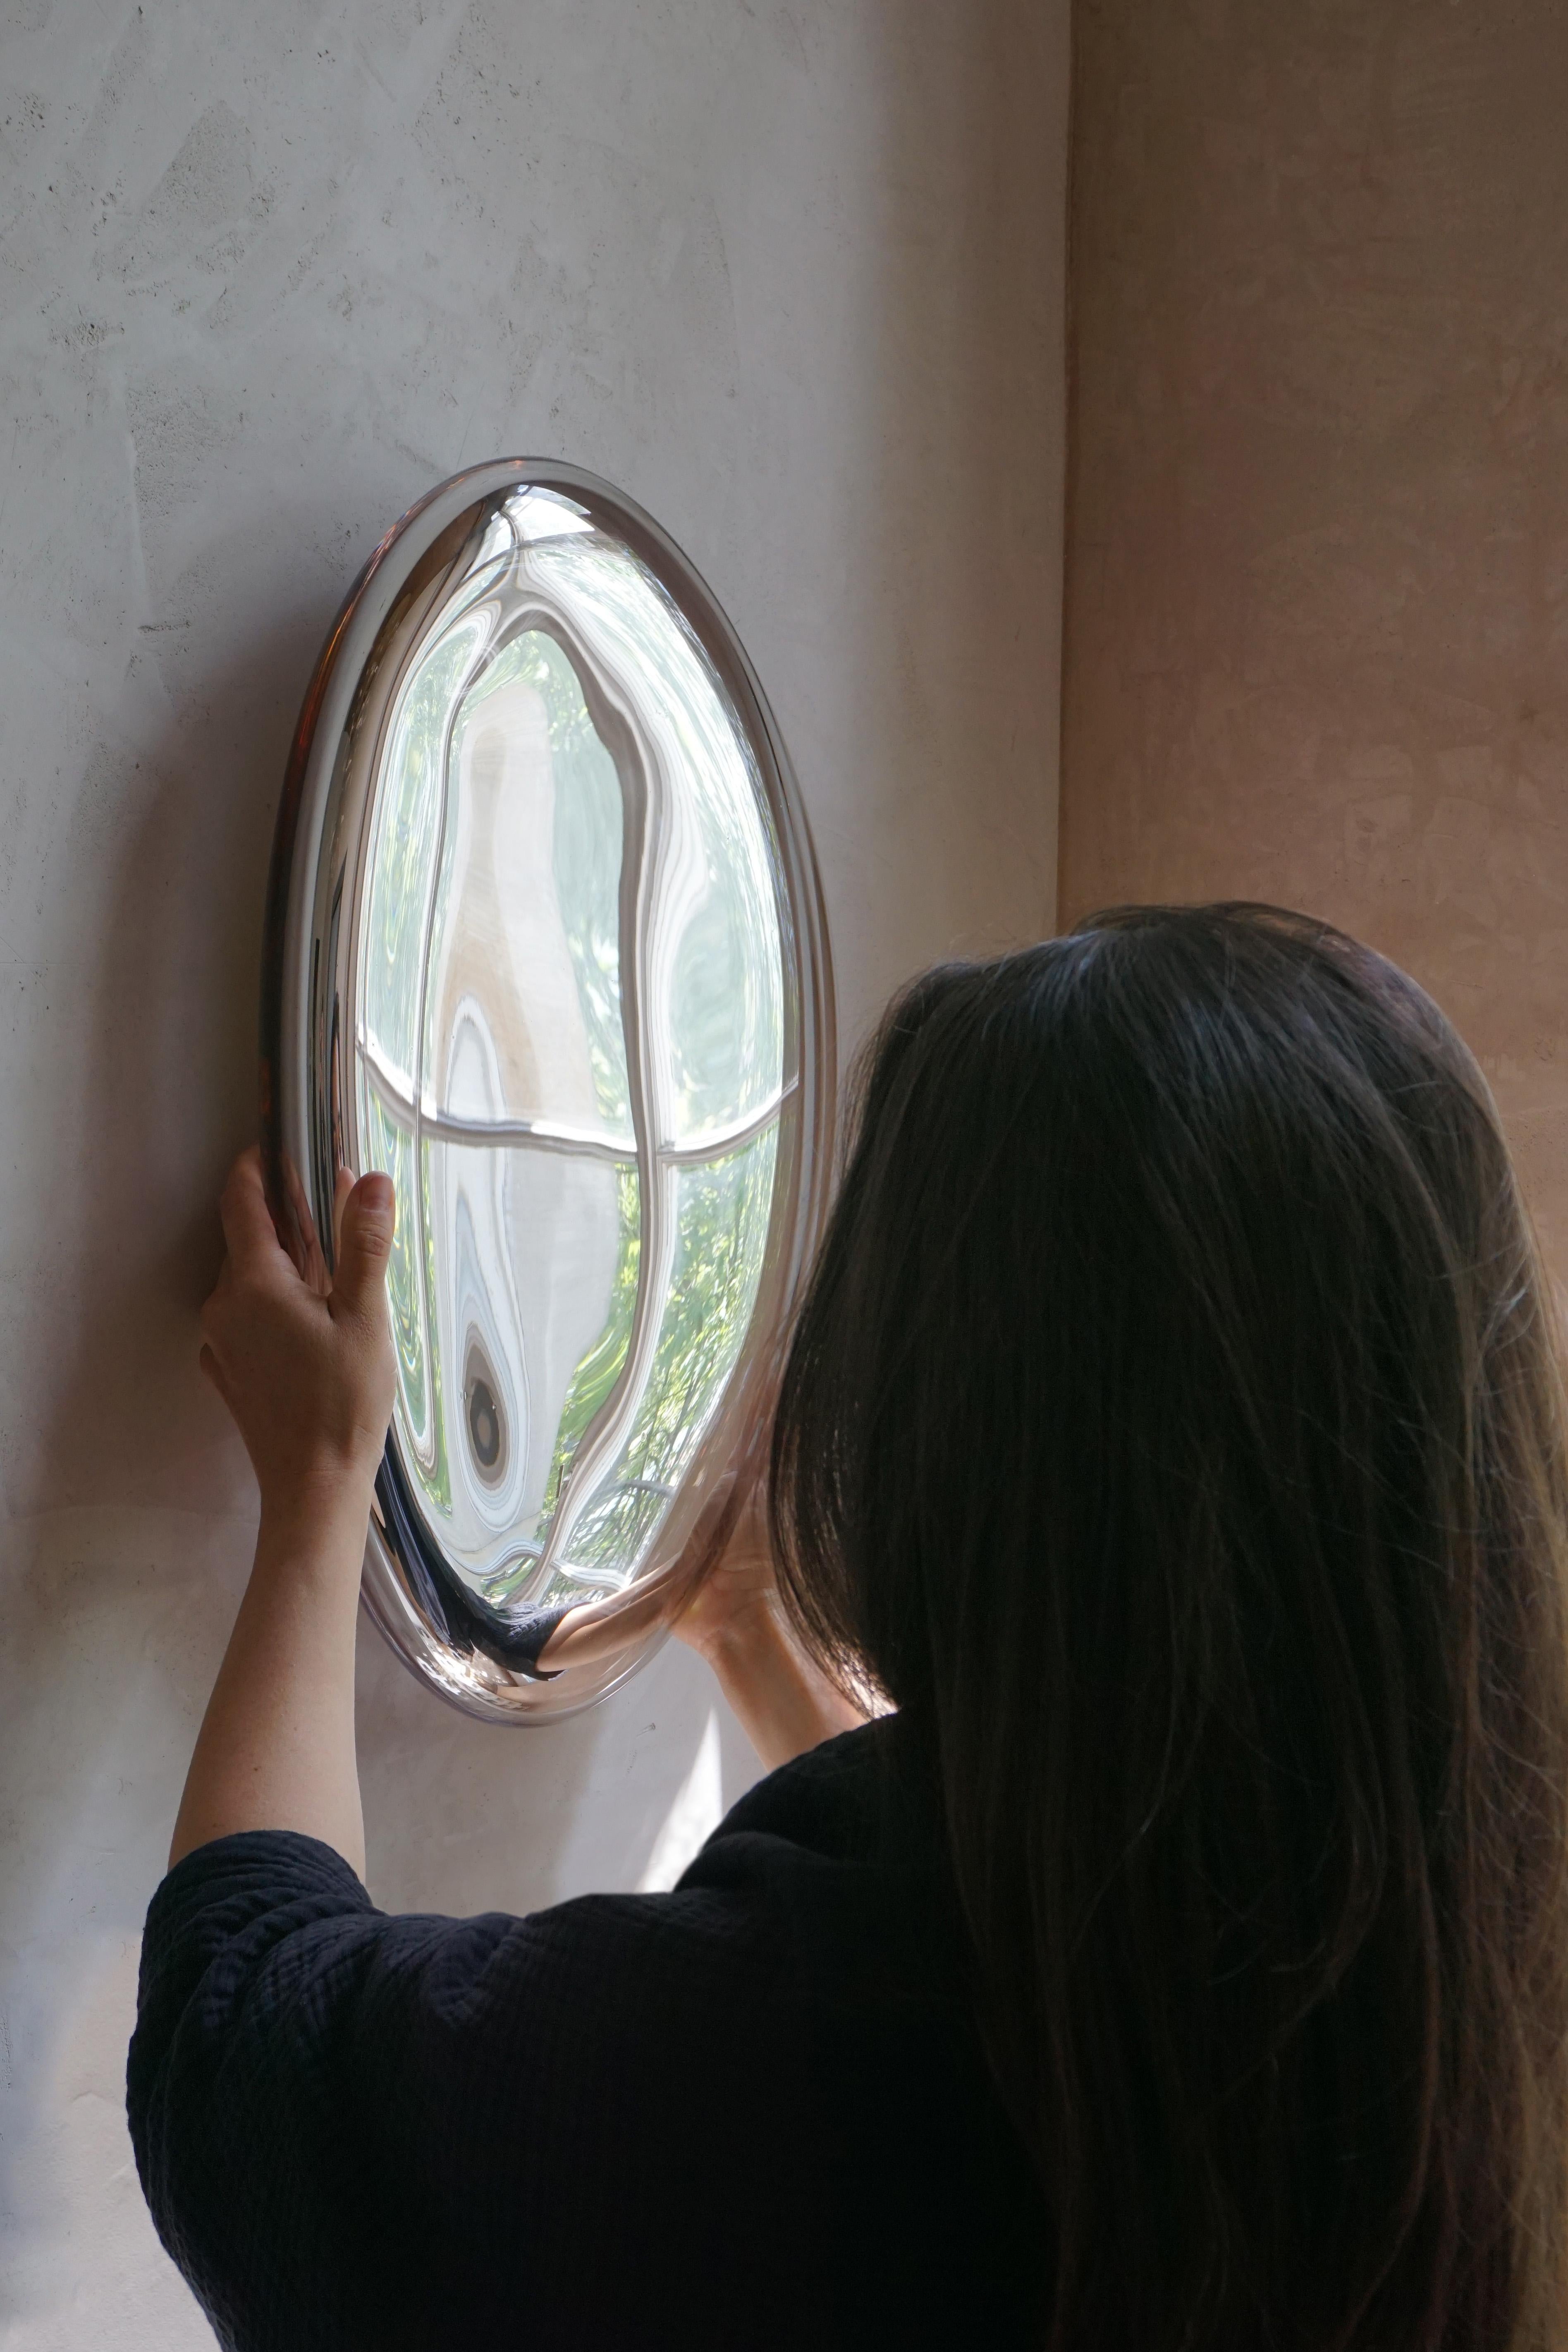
left=129, top=904, right=1568, bottom=2351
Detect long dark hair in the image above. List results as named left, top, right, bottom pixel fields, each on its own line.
left=770, top=903, right=1568, bottom=2351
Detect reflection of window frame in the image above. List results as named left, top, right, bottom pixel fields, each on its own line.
left=354, top=499, right=793, bottom=1615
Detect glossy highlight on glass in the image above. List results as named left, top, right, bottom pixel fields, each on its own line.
left=262, top=463, right=834, bottom=1721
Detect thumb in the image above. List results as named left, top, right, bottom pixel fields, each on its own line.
left=331, top=1171, right=396, bottom=1318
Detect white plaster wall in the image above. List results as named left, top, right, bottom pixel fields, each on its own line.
left=0, top=3, right=1068, bottom=2340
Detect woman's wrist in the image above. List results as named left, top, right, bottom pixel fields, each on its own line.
left=688, top=1586, right=782, bottom=1673
left=255, top=1460, right=379, bottom=1555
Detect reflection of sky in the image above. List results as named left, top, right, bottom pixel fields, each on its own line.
left=526, top=534, right=785, bottom=1148
left=353, top=492, right=787, bottom=1610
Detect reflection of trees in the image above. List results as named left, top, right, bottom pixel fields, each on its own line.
left=565, top=1130, right=777, bottom=1577
left=364, top=604, right=497, bottom=1091
left=420, top=1137, right=453, bottom=1512
left=423, top=652, right=626, bottom=1572
left=353, top=505, right=789, bottom=1618
left=531, top=536, right=784, bottom=1141
left=361, top=1096, right=426, bottom=1443
left=537, top=1163, right=641, bottom=1532
left=358, top=592, right=503, bottom=1510
left=363, top=627, right=628, bottom=1574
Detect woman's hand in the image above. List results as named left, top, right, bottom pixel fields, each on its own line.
left=672, top=1472, right=870, bottom=1772
left=670, top=1480, right=779, bottom=1665
left=199, top=1148, right=397, bottom=1522
left=169, top=1148, right=397, bottom=1877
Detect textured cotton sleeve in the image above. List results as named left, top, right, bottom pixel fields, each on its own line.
left=128, top=1833, right=509, bottom=2347
left=124, top=1729, right=1043, bottom=2351
left=126, top=1827, right=793, bottom=2352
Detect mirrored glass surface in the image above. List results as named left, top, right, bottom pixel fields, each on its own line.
left=353, top=486, right=788, bottom=1621
left=267, top=461, right=832, bottom=1720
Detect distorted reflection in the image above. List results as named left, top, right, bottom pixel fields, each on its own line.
left=355, top=487, right=786, bottom=1622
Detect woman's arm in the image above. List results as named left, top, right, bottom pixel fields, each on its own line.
left=672, top=1486, right=868, bottom=1771
left=174, top=1139, right=856, bottom=1873
left=168, top=1149, right=396, bottom=1876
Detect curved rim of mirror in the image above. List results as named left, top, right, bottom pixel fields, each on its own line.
left=260, top=459, right=836, bottom=1723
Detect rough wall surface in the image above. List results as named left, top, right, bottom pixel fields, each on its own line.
left=0, top=5, right=1068, bottom=2341
left=1061, top=0, right=1568, bottom=1266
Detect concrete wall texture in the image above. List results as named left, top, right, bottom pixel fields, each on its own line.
left=0, top=5, right=1068, bottom=2341
left=1060, top=0, right=1568, bottom=1273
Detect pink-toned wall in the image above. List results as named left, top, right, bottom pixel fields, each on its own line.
left=1060, top=0, right=1568, bottom=1268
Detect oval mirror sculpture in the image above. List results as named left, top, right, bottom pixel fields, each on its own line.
left=261, top=462, right=834, bottom=1721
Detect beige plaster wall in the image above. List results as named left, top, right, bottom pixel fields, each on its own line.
left=1060, top=0, right=1568, bottom=1268
left=0, top=5, right=1068, bottom=2342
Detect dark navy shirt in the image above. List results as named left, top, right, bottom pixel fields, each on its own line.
left=127, top=1719, right=1044, bottom=2349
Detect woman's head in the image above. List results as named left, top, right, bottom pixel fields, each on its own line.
left=772, top=903, right=1568, bottom=2352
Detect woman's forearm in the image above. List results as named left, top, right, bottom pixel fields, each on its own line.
left=700, top=1599, right=868, bottom=1772
left=168, top=1477, right=371, bottom=1876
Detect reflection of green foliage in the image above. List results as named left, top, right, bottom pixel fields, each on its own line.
left=566, top=1127, right=777, bottom=1575
left=364, top=605, right=494, bottom=1078
left=670, top=875, right=770, bottom=1130
left=361, top=1087, right=426, bottom=1444
left=567, top=1481, right=664, bottom=1577
left=359, top=572, right=507, bottom=1531
left=531, top=538, right=784, bottom=1142
left=536, top=1162, right=641, bottom=1537
left=477, top=1541, right=545, bottom=1610
left=634, top=1129, right=777, bottom=1480
left=532, top=1563, right=612, bottom=1613
left=456, top=627, right=630, bottom=1132
left=663, top=698, right=784, bottom=1143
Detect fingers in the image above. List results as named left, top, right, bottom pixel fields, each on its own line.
left=219, top=1148, right=294, bottom=1281
left=331, top=1171, right=396, bottom=1320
